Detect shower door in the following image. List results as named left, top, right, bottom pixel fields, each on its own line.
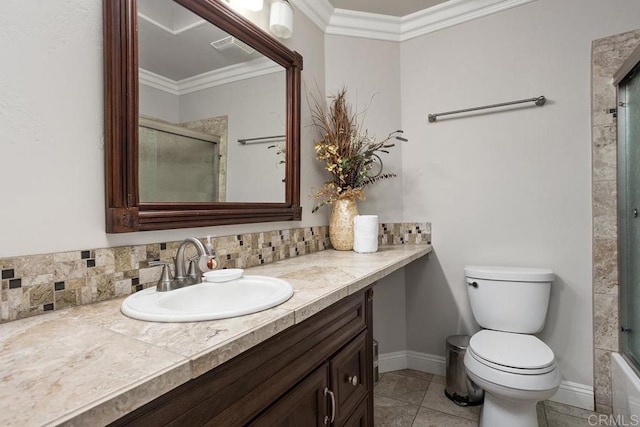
left=619, top=61, right=640, bottom=371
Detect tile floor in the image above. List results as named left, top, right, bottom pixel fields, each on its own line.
left=374, top=370, right=608, bottom=426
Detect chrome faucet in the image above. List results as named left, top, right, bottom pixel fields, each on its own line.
left=151, top=237, right=216, bottom=292
left=175, top=237, right=207, bottom=279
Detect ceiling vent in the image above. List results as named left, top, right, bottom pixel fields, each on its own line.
left=210, top=36, right=255, bottom=55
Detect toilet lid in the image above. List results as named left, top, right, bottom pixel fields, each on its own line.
left=469, top=330, right=555, bottom=370
left=464, top=266, right=554, bottom=282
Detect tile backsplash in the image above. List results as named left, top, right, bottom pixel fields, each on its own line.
left=0, top=222, right=430, bottom=323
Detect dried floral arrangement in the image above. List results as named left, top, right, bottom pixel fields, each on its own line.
left=310, top=88, right=407, bottom=213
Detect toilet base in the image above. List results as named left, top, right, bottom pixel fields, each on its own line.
left=480, top=393, right=539, bottom=427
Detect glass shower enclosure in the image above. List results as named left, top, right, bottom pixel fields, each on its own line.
left=138, top=116, right=221, bottom=203
left=618, top=55, right=640, bottom=373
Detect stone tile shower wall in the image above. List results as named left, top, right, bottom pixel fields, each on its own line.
left=591, top=29, right=640, bottom=414
left=182, top=116, right=228, bottom=201
left=0, top=222, right=431, bottom=323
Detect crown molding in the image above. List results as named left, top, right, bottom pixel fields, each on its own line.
left=297, top=0, right=536, bottom=42
left=139, top=57, right=283, bottom=96
left=289, top=0, right=334, bottom=32
left=327, top=9, right=401, bottom=42
left=400, top=0, right=537, bottom=41
left=179, top=57, right=282, bottom=94
left=139, top=69, right=180, bottom=95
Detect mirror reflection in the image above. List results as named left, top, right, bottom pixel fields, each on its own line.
left=137, top=0, right=287, bottom=203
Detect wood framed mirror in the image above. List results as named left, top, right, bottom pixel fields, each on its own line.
left=104, top=0, right=302, bottom=233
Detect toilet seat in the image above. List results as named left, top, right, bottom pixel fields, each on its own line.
left=467, top=347, right=555, bottom=375
left=464, top=330, right=561, bottom=393
left=468, top=330, right=555, bottom=373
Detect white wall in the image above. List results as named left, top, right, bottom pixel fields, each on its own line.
left=324, top=35, right=404, bottom=221
left=401, top=0, right=640, bottom=389
left=0, top=0, right=328, bottom=258
left=139, top=84, right=179, bottom=123
left=372, top=269, right=407, bottom=354
left=324, top=35, right=407, bottom=354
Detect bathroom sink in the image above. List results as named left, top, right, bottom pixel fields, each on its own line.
left=121, top=275, right=294, bottom=322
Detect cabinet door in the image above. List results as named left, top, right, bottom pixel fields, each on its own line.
left=250, top=364, right=329, bottom=427
left=330, top=331, right=369, bottom=426
left=341, top=398, right=369, bottom=427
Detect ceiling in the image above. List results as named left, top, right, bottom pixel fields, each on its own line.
left=138, top=0, right=270, bottom=81
left=327, top=0, right=449, bottom=17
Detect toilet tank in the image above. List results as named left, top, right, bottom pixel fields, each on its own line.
left=465, top=266, right=555, bottom=334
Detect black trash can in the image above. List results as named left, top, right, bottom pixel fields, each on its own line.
left=444, top=335, right=484, bottom=406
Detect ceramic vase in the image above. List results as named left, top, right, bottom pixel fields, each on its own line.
left=329, top=197, right=359, bottom=250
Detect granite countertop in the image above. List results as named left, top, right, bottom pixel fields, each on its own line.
left=0, top=245, right=431, bottom=426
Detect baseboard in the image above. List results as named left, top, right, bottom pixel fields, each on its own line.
left=549, top=381, right=595, bottom=411
left=379, top=351, right=408, bottom=372
left=378, top=350, right=594, bottom=411
left=379, top=350, right=445, bottom=375
left=407, top=350, right=447, bottom=376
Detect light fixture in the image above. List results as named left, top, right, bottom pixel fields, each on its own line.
left=269, top=0, right=293, bottom=39
left=231, top=0, right=264, bottom=12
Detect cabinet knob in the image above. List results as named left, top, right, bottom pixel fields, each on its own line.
left=347, top=375, right=358, bottom=386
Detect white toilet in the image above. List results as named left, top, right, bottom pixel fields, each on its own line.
left=463, top=266, right=561, bottom=427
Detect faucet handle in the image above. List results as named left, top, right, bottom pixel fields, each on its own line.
left=149, top=261, right=173, bottom=291
left=187, top=256, right=199, bottom=278
left=149, top=260, right=171, bottom=269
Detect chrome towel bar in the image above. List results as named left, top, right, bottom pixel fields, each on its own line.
left=428, top=96, right=546, bottom=123
left=238, top=135, right=286, bottom=144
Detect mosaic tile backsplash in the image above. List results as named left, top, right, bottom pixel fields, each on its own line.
left=0, top=222, right=430, bottom=323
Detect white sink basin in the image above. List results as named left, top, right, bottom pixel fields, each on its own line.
left=121, top=275, right=293, bottom=322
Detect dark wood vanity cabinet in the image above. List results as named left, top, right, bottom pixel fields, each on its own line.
left=110, top=287, right=374, bottom=427
left=249, top=364, right=329, bottom=426
left=251, top=331, right=369, bottom=426
left=329, top=332, right=370, bottom=425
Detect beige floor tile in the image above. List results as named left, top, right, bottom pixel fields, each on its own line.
left=546, top=408, right=593, bottom=426
left=376, top=370, right=610, bottom=426
left=375, top=373, right=387, bottom=389
left=431, top=374, right=446, bottom=385
left=412, top=407, right=478, bottom=427
left=375, top=372, right=431, bottom=405
left=421, top=381, right=481, bottom=422
left=544, top=401, right=598, bottom=420
left=537, top=401, right=548, bottom=427
left=375, top=395, right=421, bottom=427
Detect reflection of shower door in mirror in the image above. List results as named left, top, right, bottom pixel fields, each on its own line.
left=139, top=117, right=220, bottom=203
left=619, top=62, right=640, bottom=371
